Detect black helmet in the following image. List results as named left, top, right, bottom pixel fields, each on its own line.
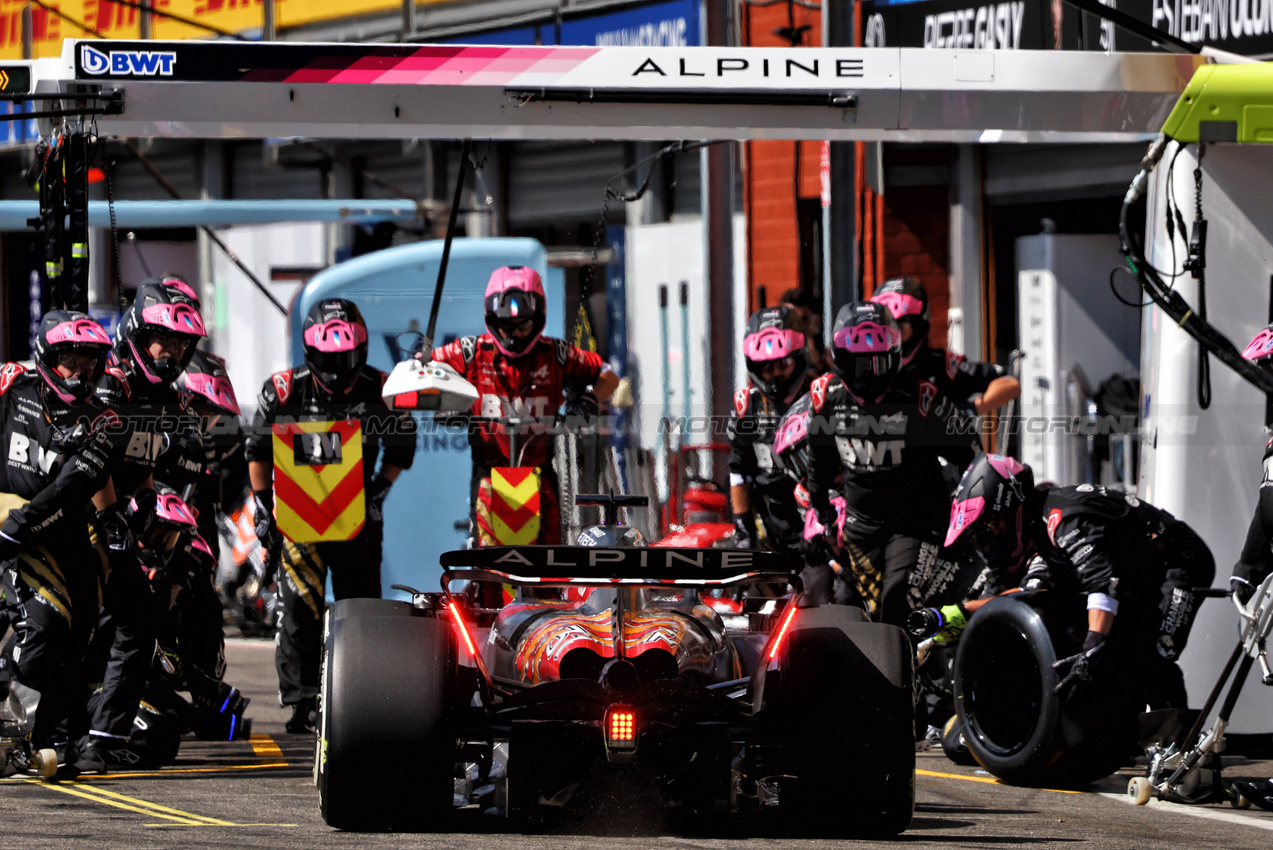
left=34, top=310, right=112, bottom=405
left=945, top=453, right=1036, bottom=576
left=302, top=299, right=368, bottom=394
left=118, top=281, right=207, bottom=385
left=743, top=306, right=810, bottom=404
left=577, top=525, right=645, bottom=547
left=871, top=277, right=929, bottom=362
left=830, top=301, right=902, bottom=402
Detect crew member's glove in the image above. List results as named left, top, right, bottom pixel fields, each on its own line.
left=563, top=386, right=600, bottom=426
left=96, top=503, right=136, bottom=553
left=252, top=489, right=277, bottom=544
left=1232, top=576, right=1257, bottom=606
left=366, top=475, right=393, bottom=524
left=1052, top=630, right=1107, bottom=695
left=907, top=604, right=969, bottom=644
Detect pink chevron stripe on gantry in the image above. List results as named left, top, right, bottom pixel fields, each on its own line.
left=321, top=45, right=600, bottom=87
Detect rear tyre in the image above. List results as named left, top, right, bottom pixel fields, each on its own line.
left=317, top=609, right=453, bottom=830
left=757, top=605, right=914, bottom=837
left=953, top=595, right=1138, bottom=787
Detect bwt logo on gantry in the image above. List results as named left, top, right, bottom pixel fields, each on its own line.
left=81, top=45, right=176, bottom=77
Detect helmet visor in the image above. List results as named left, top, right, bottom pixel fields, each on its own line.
left=309, top=348, right=365, bottom=379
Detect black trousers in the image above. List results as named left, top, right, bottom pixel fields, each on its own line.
left=799, top=528, right=944, bottom=627
left=1131, top=521, right=1215, bottom=710
left=275, top=521, right=383, bottom=705
left=86, top=552, right=162, bottom=739
left=1, top=539, right=102, bottom=747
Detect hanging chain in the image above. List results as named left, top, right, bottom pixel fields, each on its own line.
left=1191, top=144, right=1210, bottom=410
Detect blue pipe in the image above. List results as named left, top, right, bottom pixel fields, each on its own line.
left=0, top=199, right=421, bottom=230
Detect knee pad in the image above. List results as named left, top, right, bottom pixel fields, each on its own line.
left=129, top=700, right=183, bottom=767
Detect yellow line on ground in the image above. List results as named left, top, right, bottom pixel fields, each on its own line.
left=73, top=761, right=291, bottom=781
left=249, top=734, right=286, bottom=759
left=916, top=768, right=1082, bottom=794
left=25, top=781, right=204, bottom=825
left=144, top=823, right=300, bottom=828
left=72, top=782, right=235, bottom=824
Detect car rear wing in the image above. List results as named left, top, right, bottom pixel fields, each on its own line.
left=438, top=546, right=798, bottom=588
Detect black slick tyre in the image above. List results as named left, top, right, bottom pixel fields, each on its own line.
left=317, top=607, right=453, bottom=830
left=953, top=594, right=1137, bottom=787
left=757, top=605, right=915, bottom=837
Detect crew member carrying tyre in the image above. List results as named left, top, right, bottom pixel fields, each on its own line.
left=802, top=301, right=972, bottom=624
left=78, top=280, right=208, bottom=773
left=728, top=306, right=816, bottom=554
left=939, top=453, right=1214, bottom=709
left=0, top=311, right=117, bottom=774
left=247, top=298, right=416, bottom=734
left=430, top=266, right=618, bottom=547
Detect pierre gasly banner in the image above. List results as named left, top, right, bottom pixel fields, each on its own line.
left=272, top=419, right=365, bottom=543
left=861, top=0, right=1273, bottom=55
left=0, top=0, right=418, bottom=62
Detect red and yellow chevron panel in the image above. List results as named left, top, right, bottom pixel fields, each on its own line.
left=490, top=466, right=541, bottom=545
left=272, top=420, right=365, bottom=542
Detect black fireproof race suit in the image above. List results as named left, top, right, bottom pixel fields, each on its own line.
left=1021, top=484, right=1214, bottom=710
left=0, top=365, right=118, bottom=748
left=244, top=364, right=416, bottom=706
left=1234, top=437, right=1273, bottom=592
left=803, top=372, right=976, bottom=625
left=727, top=379, right=811, bottom=554
left=84, top=358, right=186, bottom=742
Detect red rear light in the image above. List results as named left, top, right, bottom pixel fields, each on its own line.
left=766, top=603, right=799, bottom=661
left=392, top=392, right=418, bottom=408
left=447, top=600, right=479, bottom=658
left=605, top=706, right=638, bottom=750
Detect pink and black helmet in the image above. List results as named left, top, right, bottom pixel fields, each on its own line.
left=1243, top=324, right=1273, bottom=365
left=118, top=281, right=207, bottom=384
left=870, top=276, right=929, bottom=364
left=34, top=310, right=112, bottom=404
left=302, top=299, right=368, bottom=394
left=945, top=453, right=1035, bottom=573
left=141, top=274, right=200, bottom=310
left=131, top=486, right=214, bottom=562
left=743, top=306, right=810, bottom=404
left=484, top=266, right=546, bottom=359
left=830, top=301, right=903, bottom=402
left=177, top=349, right=240, bottom=416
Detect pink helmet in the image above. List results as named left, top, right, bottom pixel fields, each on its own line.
left=1243, top=324, right=1273, bottom=364
left=177, top=349, right=240, bottom=416
left=34, top=310, right=112, bottom=404
left=945, top=454, right=1035, bottom=580
left=484, top=266, right=546, bottom=358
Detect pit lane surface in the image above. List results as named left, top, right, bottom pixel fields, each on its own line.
left=5, top=638, right=1273, bottom=849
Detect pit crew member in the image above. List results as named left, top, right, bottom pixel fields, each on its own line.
left=0, top=311, right=116, bottom=771
left=940, top=453, right=1214, bottom=710
left=78, top=281, right=207, bottom=772
left=870, top=276, right=1020, bottom=431
left=802, top=301, right=973, bottom=624
left=246, top=298, right=415, bottom=733
left=728, top=306, right=815, bottom=553
left=430, top=266, right=618, bottom=546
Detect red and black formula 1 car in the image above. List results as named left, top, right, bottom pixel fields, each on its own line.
left=314, top=529, right=915, bottom=836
